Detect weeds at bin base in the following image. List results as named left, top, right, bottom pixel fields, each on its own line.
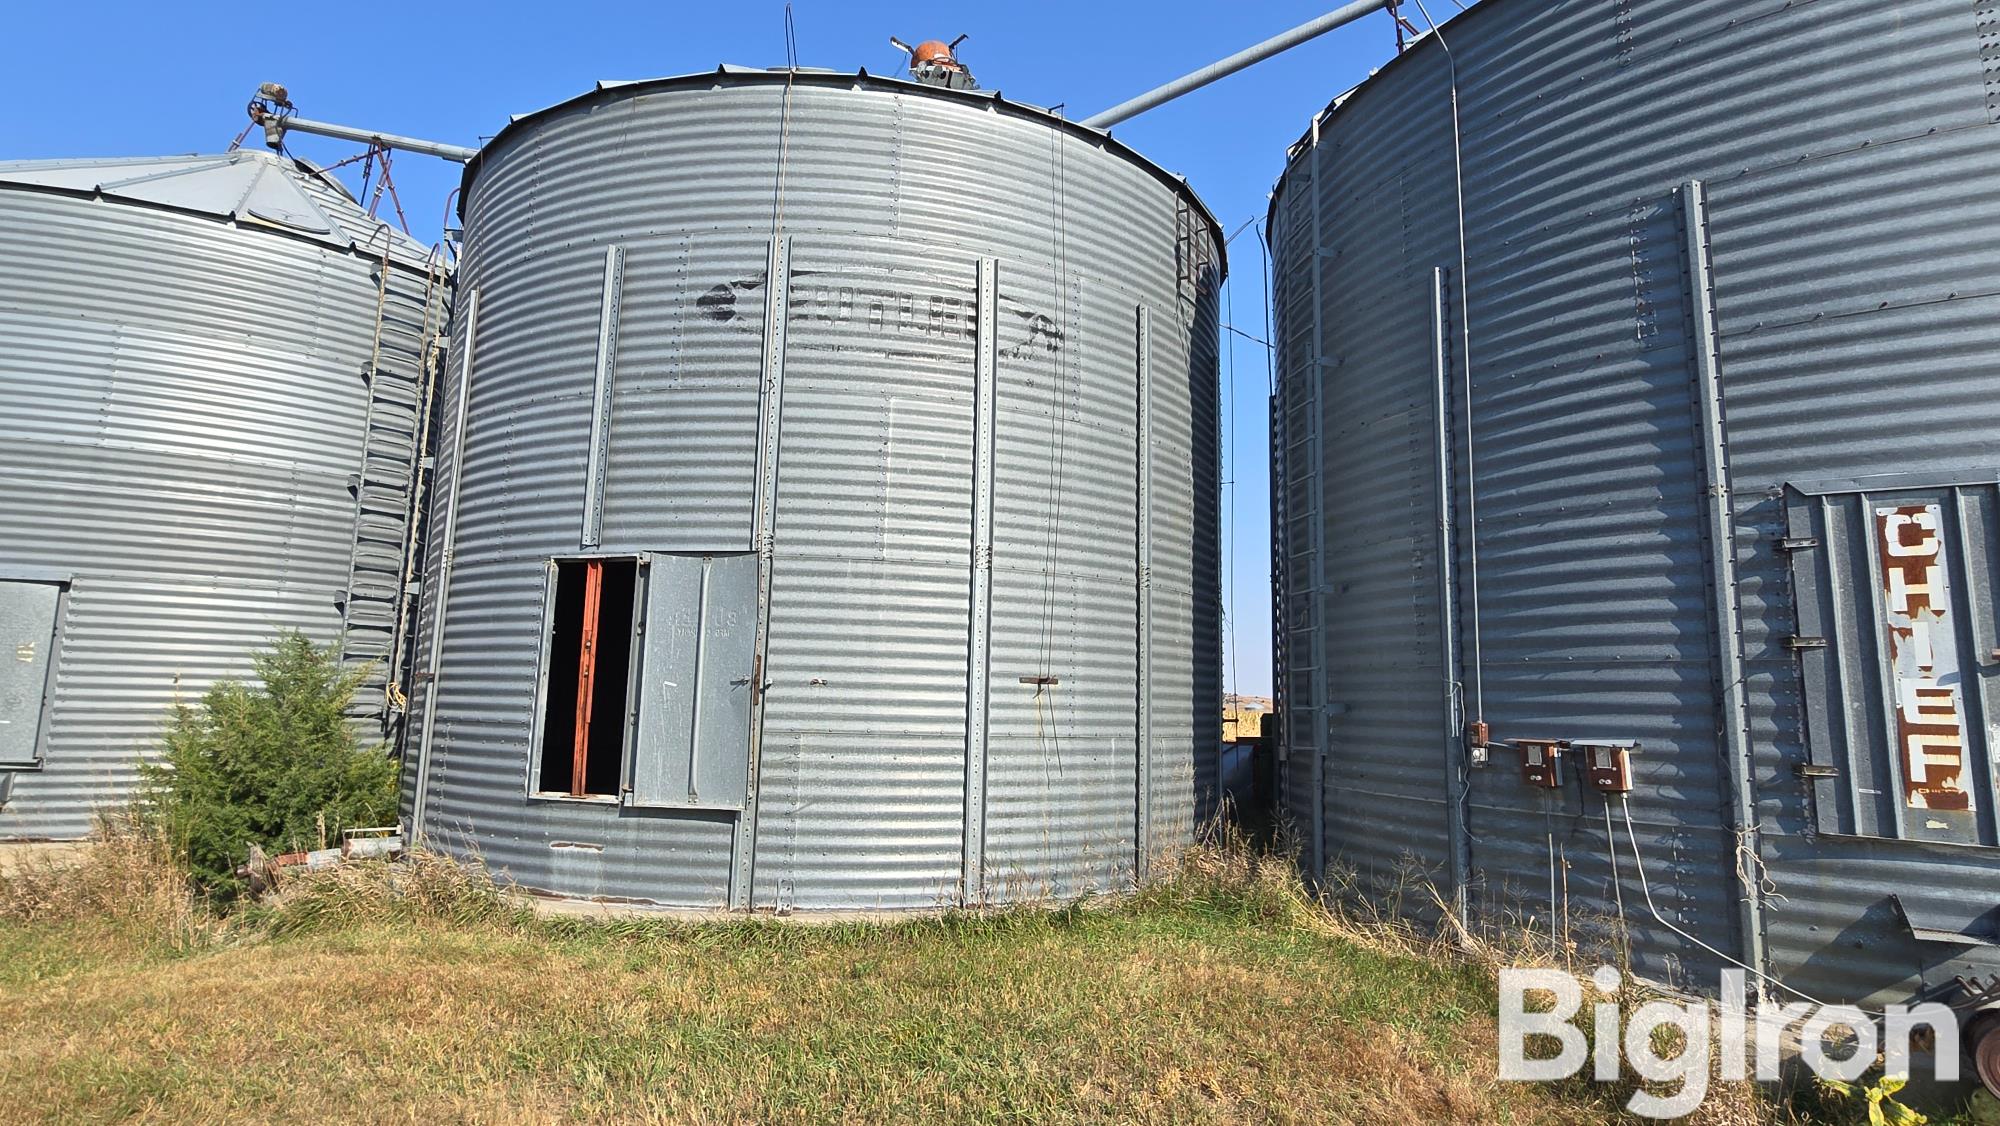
left=0, top=819, right=1926, bottom=1124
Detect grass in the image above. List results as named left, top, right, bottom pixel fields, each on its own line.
left=0, top=824, right=1888, bottom=1124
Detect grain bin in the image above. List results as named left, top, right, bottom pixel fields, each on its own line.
left=0, top=151, right=446, bottom=839
left=405, top=67, right=1224, bottom=911
left=1271, top=0, right=2000, bottom=1015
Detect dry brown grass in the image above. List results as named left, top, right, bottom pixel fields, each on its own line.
left=260, top=845, right=525, bottom=934
left=0, top=817, right=216, bottom=956
left=0, top=820, right=1811, bottom=1124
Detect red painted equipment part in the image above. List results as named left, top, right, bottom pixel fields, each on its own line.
left=1972, top=1012, right=2000, bottom=1097
left=571, top=559, right=604, bottom=797
left=911, top=40, right=957, bottom=68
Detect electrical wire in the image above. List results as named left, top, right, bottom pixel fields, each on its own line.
left=360, top=149, right=378, bottom=213
left=1258, top=225, right=1276, bottom=400
left=1258, top=222, right=1280, bottom=719
left=1222, top=323, right=1270, bottom=348
left=767, top=28, right=797, bottom=239
left=1616, top=794, right=1828, bottom=1010
left=1546, top=800, right=1557, bottom=944
left=1560, top=839, right=1571, bottom=954
left=1029, top=104, right=1073, bottom=813
left=1613, top=794, right=1989, bottom=1017
left=1603, top=799, right=1630, bottom=968
left=1223, top=266, right=1239, bottom=703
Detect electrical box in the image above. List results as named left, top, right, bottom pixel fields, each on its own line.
left=1511, top=739, right=1566, bottom=789
left=1574, top=740, right=1638, bottom=794
left=1466, top=720, right=1492, bottom=767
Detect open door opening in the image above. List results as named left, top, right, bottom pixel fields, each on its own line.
left=536, top=558, right=636, bottom=797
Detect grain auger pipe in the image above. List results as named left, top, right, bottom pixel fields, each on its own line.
left=247, top=83, right=479, bottom=163
left=1080, top=1, right=1390, bottom=129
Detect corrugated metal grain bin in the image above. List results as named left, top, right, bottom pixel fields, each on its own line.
left=0, top=151, right=446, bottom=839
left=1271, top=0, right=2000, bottom=1008
left=405, top=68, right=1223, bottom=911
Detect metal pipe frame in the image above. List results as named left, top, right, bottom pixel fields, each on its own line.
left=1080, top=1, right=1387, bottom=129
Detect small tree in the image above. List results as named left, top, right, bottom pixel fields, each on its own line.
left=139, top=632, right=399, bottom=903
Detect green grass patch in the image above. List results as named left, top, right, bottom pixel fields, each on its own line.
left=0, top=830, right=1914, bottom=1123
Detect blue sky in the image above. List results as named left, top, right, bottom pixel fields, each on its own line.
left=1, top=1, right=1470, bottom=698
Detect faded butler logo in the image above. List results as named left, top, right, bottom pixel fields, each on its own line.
left=1498, top=967, right=1959, bottom=1118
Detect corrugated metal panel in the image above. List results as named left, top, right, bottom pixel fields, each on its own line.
left=754, top=238, right=978, bottom=909
left=1178, top=276, right=1222, bottom=839
left=983, top=259, right=1141, bottom=901
left=1313, top=99, right=1460, bottom=899
left=1166, top=219, right=1221, bottom=862
left=411, top=72, right=1221, bottom=910
left=1273, top=0, right=2000, bottom=1002
left=0, top=166, right=438, bottom=839
left=600, top=235, right=768, bottom=550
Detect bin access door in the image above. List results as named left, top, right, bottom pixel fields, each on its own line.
left=626, top=553, right=758, bottom=811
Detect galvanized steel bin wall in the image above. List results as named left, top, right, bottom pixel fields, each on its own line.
left=406, top=70, right=1223, bottom=910
left=1272, top=0, right=2000, bottom=1003
left=0, top=152, right=444, bottom=839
